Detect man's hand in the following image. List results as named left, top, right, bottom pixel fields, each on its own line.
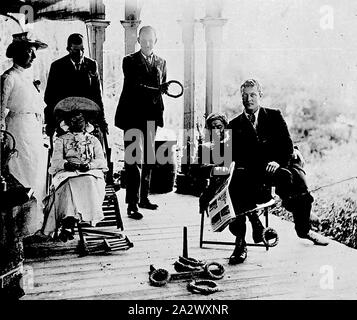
left=160, top=82, right=169, bottom=94
left=64, top=161, right=80, bottom=171
left=266, top=161, right=280, bottom=174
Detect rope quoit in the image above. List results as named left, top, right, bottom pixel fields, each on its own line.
left=178, top=256, right=205, bottom=267
left=161, top=80, right=184, bottom=98
left=149, top=268, right=171, bottom=287
left=262, top=227, right=279, bottom=247
left=174, top=260, right=202, bottom=272
left=204, top=262, right=225, bottom=280
left=187, top=279, right=220, bottom=295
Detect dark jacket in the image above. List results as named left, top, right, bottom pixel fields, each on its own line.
left=44, top=55, right=104, bottom=129
left=115, top=51, right=167, bottom=130
left=228, top=107, right=294, bottom=170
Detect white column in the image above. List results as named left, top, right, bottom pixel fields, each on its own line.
left=85, top=19, right=110, bottom=87
left=180, top=1, right=196, bottom=166
left=201, top=0, right=227, bottom=115
left=120, top=0, right=142, bottom=55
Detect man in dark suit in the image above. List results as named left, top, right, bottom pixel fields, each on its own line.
left=44, top=33, right=106, bottom=137
left=115, top=26, right=167, bottom=220
left=228, top=79, right=328, bottom=265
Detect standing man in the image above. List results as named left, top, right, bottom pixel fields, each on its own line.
left=115, top=26, right=167, bottom=220
left=228, top=79, right=328, bottom=265
left=44, top=33, right=106, bottom=137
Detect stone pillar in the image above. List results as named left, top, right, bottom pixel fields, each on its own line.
left=181, top=1, right=196, bottom=167
left=120, top=0, right=142, bottom=55
left=201, top=0, right=227, bottom=115
left=175, top=0, right=198, bottom=194
left=85, top=19, right=110, bottom=88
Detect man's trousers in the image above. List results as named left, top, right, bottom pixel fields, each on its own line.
left=124, top=122, right=157, bottom=205
left=228, top=163, right=313, bottom=239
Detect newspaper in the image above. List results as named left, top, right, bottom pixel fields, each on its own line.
left=207, top=162, right=236, bottom=232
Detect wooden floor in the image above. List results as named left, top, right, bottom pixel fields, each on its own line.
left=21, top=189, right=357, bottom=300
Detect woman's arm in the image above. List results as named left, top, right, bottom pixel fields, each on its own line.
left=0, top=74, right=14, bottom=130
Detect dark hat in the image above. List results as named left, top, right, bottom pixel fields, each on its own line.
left=54, top=97, right=101, bottom=115
left=205, top=112, right=229, bottom=129
left=6, top=32, right=48, bottom=58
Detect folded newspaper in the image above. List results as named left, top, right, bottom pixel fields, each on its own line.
left=206, top=162, right=236, bottom=232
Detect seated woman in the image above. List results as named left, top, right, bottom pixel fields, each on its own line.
left=42, top=110, right=108, bottom=241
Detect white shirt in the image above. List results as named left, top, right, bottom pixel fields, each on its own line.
left=70, top=57, right=84, bottom=70
left=1, top=64, right=43, bottom=117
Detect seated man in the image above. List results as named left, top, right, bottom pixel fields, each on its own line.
left=228, top=79, right=328, bottom=265
left=41, top=110, right=108, bottom=241
left=198, top=112, right=275, bottom=245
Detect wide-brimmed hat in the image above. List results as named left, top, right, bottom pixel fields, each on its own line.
left=54, top=97, right=101, bottom=116
left=6, top=32, right=48, bottom=58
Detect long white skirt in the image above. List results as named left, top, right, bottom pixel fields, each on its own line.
left=42, top=174, right=105, bottom=235
left=6, top=113, right=47, bottom=231
left=6, top=113, right=47, bottom=200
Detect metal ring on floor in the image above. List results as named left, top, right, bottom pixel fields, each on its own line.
left=187, top=279, right=220, bottom=295
left=262, top=227, right=279, bottom=247
left=204, top=262, right=225, bottom=280
left=149, top=268, right=171, bottom=286
left=174, top=260, right=202, bottom=272
left=178, top=256, right=205, bottom=267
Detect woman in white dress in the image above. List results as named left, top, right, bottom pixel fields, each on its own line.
left=0, top=32, right=48, bottom=233
left=42, top=110, right=108, bottom=241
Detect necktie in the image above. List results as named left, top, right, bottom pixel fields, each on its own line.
left=147, top=56, right=153, bottom=65
left=248, top=113, right=255, bottom=125
left=75, top=62, right=80, bottom=71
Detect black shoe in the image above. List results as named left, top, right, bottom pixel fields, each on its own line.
left=138, top=199, right=158, bottom=210
left=58, top=228, right=74, bottom=242
left=229, top=246, right=247, bottom=265
left=62, top=216, right=77, bottom=229
left=127, top=206, right=143, bottom=220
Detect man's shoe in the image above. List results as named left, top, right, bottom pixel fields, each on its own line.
left=127, top=209, right=143, bottom=220
left=304, top=231, right=329, bottom=246
left=138, top=199, right=158, bottom=210
left=229, top=246, right=247, bottom=265
left=127, top=204, right=143, bottom=220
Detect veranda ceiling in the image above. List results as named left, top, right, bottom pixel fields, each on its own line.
left=0, top=0, right=104, bottom=22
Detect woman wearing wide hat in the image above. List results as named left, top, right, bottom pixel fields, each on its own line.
left=1, top=32, right=48, bottom=233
